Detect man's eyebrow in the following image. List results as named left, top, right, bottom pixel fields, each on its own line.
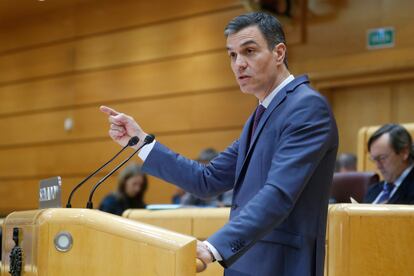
left=226, top=40, right=259, bottom=51
left=240, top=40, right=259, bottom=47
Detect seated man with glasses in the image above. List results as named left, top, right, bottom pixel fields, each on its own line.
left=364, top=124, right=414, bottom=204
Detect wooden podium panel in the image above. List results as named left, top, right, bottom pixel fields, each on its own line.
left=123, top=209, right=194, bottom=236
left=123, top=208, right=230, bottom=239
left=124, top=208, right=230, bottom=276
left=326, top=204, right=414, bottom=276
left=1, top=209, right=197, bottom=276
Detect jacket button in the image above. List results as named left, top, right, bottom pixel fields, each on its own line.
left=231, top=204, right=238, bottom=210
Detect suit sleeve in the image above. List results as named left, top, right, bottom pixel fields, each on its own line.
left=141, top=140, right=239, bottom=198
left=207, top=95, right=336, bottom=267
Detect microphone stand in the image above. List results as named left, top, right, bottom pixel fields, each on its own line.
left=86, top=134, right=155, bottom=209
left=65, top=136, right=139, bottom=208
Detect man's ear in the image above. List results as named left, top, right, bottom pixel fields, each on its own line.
left=401, top=147, right=410, bottom=161
left=273, top=43, right=286, bottom=65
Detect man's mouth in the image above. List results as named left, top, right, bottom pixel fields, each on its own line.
left=238, top=75, right=250, bottom=80
left=238, top=75, right=251, bottom=85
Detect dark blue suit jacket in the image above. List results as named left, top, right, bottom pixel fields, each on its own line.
left=142, top=75, right=338, bottom=276
left=363, top=166, right=414, bottom=204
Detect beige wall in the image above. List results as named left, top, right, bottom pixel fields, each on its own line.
left=1, top=0, right=414, bottom=214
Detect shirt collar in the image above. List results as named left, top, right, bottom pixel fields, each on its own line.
left=260, top=74, right=294, bottom=108
left=388, top=164, right=414, bottom=188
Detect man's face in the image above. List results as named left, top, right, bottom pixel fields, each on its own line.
left=226, top=26, right=285, bottom=99
left=369, top=133, right=409, bottom=183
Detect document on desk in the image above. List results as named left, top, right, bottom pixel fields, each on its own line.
left=350, top=197, right=359, bottom=204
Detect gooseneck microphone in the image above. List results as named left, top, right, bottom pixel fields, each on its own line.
left=86, top=134, right=155, bottom=209
left=65, top=136, right=139, bottom=208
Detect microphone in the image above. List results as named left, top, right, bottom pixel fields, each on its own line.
left=86, top=134, right=155, bottom=209
left=65, top=136, right=139, bottom=208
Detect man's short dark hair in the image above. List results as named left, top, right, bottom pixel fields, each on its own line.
left=224, top=12, right=288, bottom=67
left=335, top=153, right=357, bottom=172
left=198, top=148, right=218, bottom=162
left=368, top=124, right=414, bottom=161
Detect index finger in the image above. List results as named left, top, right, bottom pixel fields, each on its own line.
left=100, top=105, right=120, bottom=116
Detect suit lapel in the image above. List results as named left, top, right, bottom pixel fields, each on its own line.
left=367, top=183, right=382, bottom=203
left=235, top=113, right=254, bottom=178
left=234, top=75, right=310, bottom=186
left=389, top=167, right=414, bottom=204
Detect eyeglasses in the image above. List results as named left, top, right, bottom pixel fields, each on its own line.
left=369, top=153, right=391, bottom=163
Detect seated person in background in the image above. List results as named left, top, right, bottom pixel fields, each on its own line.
left=335, top=153, right=357, bottom=172
left=171, top=187, right=186, bottom=204
left=364, top=124, right=414, bottom=204
left=99, top=164, right=148, bottom=215
left=172, top=148, right=233, bottom=207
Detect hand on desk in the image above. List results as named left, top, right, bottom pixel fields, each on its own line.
left=196, top=240, right=214, bottom=272
left=100, top=106, right=147, bottom=149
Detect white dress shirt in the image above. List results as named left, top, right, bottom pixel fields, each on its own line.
left=373, top=164, right=414, bottom=204
left=138, top=74, right=295, bottom=261
left=260, top=74, right=294, bottom=108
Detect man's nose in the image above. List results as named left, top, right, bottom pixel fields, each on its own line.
left=235, top=55, right=247, bottom=69
left=376, top=162, right=384, bottom=170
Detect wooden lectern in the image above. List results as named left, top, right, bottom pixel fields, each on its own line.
left=1, top=209, right=198, bottom=276
left=326, top=204, right=414, bottom=276
left=123, top=208, right=230, bottom=276
left=123, top=208, right=230, bottom=239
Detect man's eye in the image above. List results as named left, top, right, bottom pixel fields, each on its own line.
left=246, top=48, right=254, bottom=54
left=229, top=52, right=236, bottom=59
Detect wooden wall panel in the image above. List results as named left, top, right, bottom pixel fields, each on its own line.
left=0, top=52, right=236, bottom=116
left=332, top=84, right=392, bottom=154
left=73, top=8, right=242, bottom=71
left=0, top=129, right=242, bottom=178
left=391, top=82, right=414, bottom=124
left=0, top=128, right=241, bottom=214
left=290, top=0, right=414, bottom=64
left=331, top=79, right=414, bottom=157
left=0, top=42, right=75, bottom=84
left=3, top=89, right=254, bottom=147
left=0, top=0, right=240, bottom=53
left=0, top=8, right=242, bottom=84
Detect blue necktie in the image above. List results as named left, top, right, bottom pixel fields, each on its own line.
left=251, top=105, right=266, bottom=140
left=376, top=182, right=394, bottom=204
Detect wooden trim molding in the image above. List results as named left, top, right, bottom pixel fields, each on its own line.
left=292, top=47, right=414, bottom=89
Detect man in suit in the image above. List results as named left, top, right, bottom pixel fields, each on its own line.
left=364, top=124, right=414, bottom=204
left=101, top=12, right=338, bottom=276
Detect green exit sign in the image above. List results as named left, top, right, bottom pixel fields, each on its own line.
left=367, top=27, right=395, bottom=49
